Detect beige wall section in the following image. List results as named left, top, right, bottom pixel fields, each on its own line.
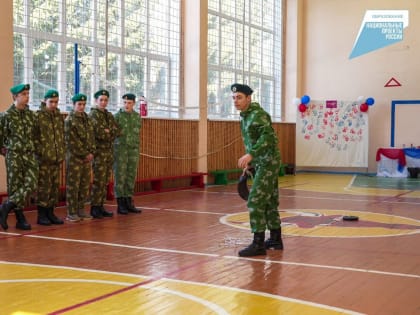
left=283, top=0, right=302, bottom=123
left=0, top=0, right=14, bottom=192
left=183, top=0, right=208, bottom=175
left=284, top=0, right=420, bottom=172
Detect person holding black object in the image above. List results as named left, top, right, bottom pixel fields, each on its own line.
left=231, top=83, right=283, bottom=257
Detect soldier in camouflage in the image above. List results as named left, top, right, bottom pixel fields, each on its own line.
left=231, top=83, right=283, bottom=257
left=89, top=89, right=119, bottom=218
left=64, top=93, right=95, bottom=222
left=0, top=84, right=38, bottom=230
left=113, top=93, right=142, bottom=215
left=34, top=89, right=65, bottom=225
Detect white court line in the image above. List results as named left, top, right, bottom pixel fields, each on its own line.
left=163, top=278, right=365, bottom=315
left=25, top=234, right=218, bottom=258
left=0, top=278, right=230, bottom=315
left=0, top=278, right=134, bottom=286
left=24, top=234, right=420, bottom=279
left=0, top=261, right=363, bottom=315
left=224, top=256, right=420, bottom=279
left=146, top=207, right=228, bottom=215
left=0, top=231, right=21, bottom=236
left=194, top=189, right=420, bottom=205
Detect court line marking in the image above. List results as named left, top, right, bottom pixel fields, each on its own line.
left=0, top=278, right=133, bottom=286
left=0, top=278, right=230, bottom=315
left=162, top=278, right=365, bottom=315
left=219, top=209, right=420, bottom=238
left=0, top=261, right=364, bottom=315
left=223, top=256, right=420, bottom=279
left=196, top=189, right=420, bottom=206
left=24, top=234, right=219, bottom=258
left=48, top=256, right=219, bottom=314
left=23, top=234, right=420, bottom=279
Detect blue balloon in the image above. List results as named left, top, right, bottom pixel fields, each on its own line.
left=366, top=97, right=375, bottom=106
left=301, top=95, right=310, bottom=104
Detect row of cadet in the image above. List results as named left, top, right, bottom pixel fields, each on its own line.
left=0, top=83, right=142, bottom=231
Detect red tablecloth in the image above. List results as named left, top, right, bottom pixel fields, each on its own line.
left=376, top=148, right=406, bottom=166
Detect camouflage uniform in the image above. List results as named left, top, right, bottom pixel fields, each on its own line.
left=64, top=110, right=95, bottom=217
left=89, top=107, right=119, bottom=215
left=0, top=103, right=38, bottom=229
left=34, top=101, right=65, bottom=224
left=113, top=108, right=141, bottom=208
left=240, top=101, right=282, bottom=233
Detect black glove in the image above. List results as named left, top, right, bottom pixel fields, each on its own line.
left=237, top=168, right=255, bottom=201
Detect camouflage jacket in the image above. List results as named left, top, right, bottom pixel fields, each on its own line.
left=0, top=104, right=36, bottom=153
left=89, top=107, right=119, bottom=151
left=65, top=111, right=95, bottom=160
left=240, top=102, right=281, bottom=165
left=114, top=109, right=141, bottom=148
left=34, top=102, right=65, bottom=164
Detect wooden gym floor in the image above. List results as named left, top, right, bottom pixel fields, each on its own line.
left=0, top=173, right=419, bottom=315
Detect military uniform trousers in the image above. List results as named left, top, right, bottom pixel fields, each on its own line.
left=113, top=144, right=139, bottom=198
left=247, top=158, right=281, bottom=233
left=91, top=149, right=113, bottom=206
left=5, top=150, right=38, bottom=208
left=38, top=162, right=61, bottom=208
left=66, top=156, right=92, bottom=215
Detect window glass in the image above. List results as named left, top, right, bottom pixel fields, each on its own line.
left=13, top=0, right=180, bottom=116
left=207, top=0, right=283, bottom=121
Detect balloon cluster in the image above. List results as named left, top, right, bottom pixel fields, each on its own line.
left=293, top=95, right=311, bottom=113
left=358, top=96, right=375, bottom=112
left=293, top=95, right=375, bottom=113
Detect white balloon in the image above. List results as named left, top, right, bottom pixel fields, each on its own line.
left=292, top=97, right=301, bottom=106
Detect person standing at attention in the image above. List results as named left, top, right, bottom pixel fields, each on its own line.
left=0, top=84, right=38, bottom=230
left=89, top=89, right=119, bottom=218
left=231, top=83, right=283, bottom=257
left=113, top=93, right=142, bottom=215
left=34, top=89, right=65, bottom=225
left=64, top=93, right=95, bottom=222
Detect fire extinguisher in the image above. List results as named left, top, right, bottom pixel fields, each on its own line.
left=139, top=96, right=148, bottom=117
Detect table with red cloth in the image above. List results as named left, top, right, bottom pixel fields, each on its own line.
left=376, top=147, right=408, bottom=177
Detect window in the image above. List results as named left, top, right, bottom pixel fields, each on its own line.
left=208, top=0, right=283, bottom=121
left=13, top=0, right=180, bottom=116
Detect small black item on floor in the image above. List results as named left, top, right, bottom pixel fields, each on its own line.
left=343, top=215, right=359, bottom=221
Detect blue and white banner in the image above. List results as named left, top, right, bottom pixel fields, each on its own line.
left=349, top=10, right=409, bottom=59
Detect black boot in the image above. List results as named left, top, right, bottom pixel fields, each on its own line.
left=265, top=228, right=284, bottom=250
left=238, top=232, right=266, bottom=257
left=15, top=209, right=31, bottom=230
left=0, top=200, right=17, bottom=230
left=46, top=207, right=64, bottom=224
left=117, top=197, right=128, bottom=215
left=125, top=197, right=141, bottom=213
left=90, top=205, right=104, bottom=219
left=99, top=205, right=113, bottom=217
left=37, top=206, right=51, bottom=226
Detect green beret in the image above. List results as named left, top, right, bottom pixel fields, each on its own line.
left=94, top=89, right=110, bottom=99
left=10, top=83, right=30, bottom=95
left=71, top=93, right=87, bottom=103
left=44, top=89, right=59, bottom=99
left=122, top=93, right=136, bottom=101
left=231, top=83, right=253, bottom=96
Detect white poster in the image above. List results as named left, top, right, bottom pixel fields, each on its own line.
left=296, top=100, right=369, bottom=167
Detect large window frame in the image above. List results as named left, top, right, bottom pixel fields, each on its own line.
left=207, top=0, right=283, bottom=121
left=13, top=0, right=181, bottom=116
